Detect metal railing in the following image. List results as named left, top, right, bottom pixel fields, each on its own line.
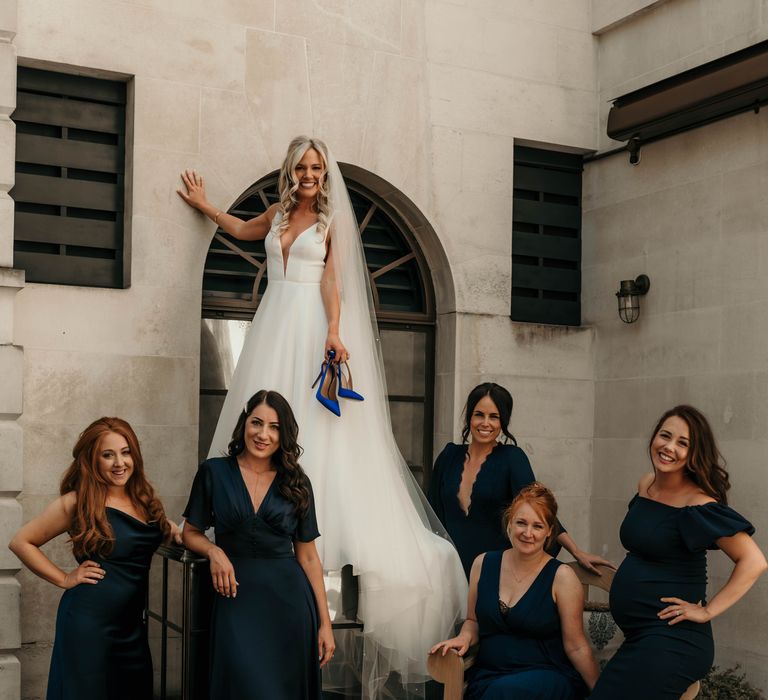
left=146, top=546, right=363, bottom=700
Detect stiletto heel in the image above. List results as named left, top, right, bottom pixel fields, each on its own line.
left=311, top=351, right=341, bottom=416
left=337, top=361, right=364, bottom=401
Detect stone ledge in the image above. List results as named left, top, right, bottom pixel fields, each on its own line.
left=0, top=499, right=21, bottom=570
left=0, top=654, right=20, bottom=700
left=0, top=577, right=20, bottom=649
left=0, top=1, right=17, bottom=42
left=0, top=267, right=23, bottom=289
left=0, top=345, right=22, bottom=415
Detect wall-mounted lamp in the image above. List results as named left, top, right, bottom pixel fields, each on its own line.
left=616, top=274, right=650, bottom=323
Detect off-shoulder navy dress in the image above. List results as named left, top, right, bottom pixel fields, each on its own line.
left=466, top=552, right=586, bottom=700
left=590, top=495, right=755, bottom=699
left=47, top=508, right=162, bottom=700
left=183, top=456, right=321, bottom=700
left=428, top=443, right=562, bottom=577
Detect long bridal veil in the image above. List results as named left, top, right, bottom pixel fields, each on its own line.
left=322, top=150, right=467, bottom=697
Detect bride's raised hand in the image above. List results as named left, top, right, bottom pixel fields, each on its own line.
left=325, top=333, right=349, bottom=363
left=177, top=169, right=209, bottom=211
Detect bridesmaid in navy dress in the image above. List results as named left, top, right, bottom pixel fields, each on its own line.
left=428, top=382, right=613, bottom=577
left=591, top=405, right=767, bottom=699
left=430, top=483, right=598, bottom=699
left=182, top=389, right=334, bottom=700
left=9, top=417, right=175, bottom=700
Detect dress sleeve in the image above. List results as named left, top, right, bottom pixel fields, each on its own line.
left=296, top=478, right=321, bottom=543
left=183, top=461, right=214, bottom=531
left=679, top=503, right=756, bottom=552
left=427, top=443, right=452, bottom=526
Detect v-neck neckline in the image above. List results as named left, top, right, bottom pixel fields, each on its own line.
left=232, top=456, right=277, bottom=515
left=496, top=551, right=553, bottom=614
left=456, top=442, right=500, bottom=517
left=277, top=219, right=318, bottom=276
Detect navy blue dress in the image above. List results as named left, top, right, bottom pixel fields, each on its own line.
left=590, top=495, right=755, bottom=699
left=47, top=508, right=162, bottom=700
left=428, top=443, right=562, bottom=576
left=183, top=456, right=321, bottom=700
left=466, top=552, right=586, bottom=700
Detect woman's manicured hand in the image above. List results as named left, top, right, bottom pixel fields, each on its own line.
left=318, top=623, right=336, bottom=668
left=208, top=545, right=239, bottom=598
left=62, top=560, right=105, bottom=589
left=177, top=169, right=209, bottom=211
left=659, top=597, right=712, bottom=625
left=429, top=635, right=471, bottom=657
left=325, top=333, right=349, bottom=363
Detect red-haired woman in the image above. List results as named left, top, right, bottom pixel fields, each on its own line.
left=430, top=483, right=598, bottom=699
left=9, top=417, right=177, bottom=700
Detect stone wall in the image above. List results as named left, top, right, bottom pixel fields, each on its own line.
left=0, top=1, right=22, bottom=697
left=585, top=0, right=768, bottom=689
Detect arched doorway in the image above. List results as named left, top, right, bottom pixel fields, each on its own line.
left=198, top=166, right=437, bottom=488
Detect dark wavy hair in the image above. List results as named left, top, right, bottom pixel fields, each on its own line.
left=502, top=482, right=558, bottom=550
left=60, top=417, right=171, bottom=558
left=648, top=405, right=731, bottom=504
left=227, top=390, right=311, bottom=515
left=461, top=382, right=517, bottom=445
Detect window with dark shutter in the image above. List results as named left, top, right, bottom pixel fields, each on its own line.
left=511, top=146, right=582, bottom=326
left=11, top=67, right=128, bottom=288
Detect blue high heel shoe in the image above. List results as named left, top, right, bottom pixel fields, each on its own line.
left=337, top=361, right=364, bottom=401
left=311, top=350, right=341, bottom=416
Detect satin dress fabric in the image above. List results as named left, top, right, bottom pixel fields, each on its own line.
left=46, top=508, right=162, bottom=700
left=465, top=552, right=586, bottom=700
left=428, top=443, right=563, bottom=577
left=184, top=456, right=321, bottom=700
left=204, top=212, right=466, bottom=688
left=590, top=495, right=755, bottom=699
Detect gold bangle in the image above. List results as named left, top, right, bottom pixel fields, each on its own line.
left=213, top=211, right=223, bottom=224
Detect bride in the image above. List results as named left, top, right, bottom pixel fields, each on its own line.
left=178, top=136, right=467, bottom=698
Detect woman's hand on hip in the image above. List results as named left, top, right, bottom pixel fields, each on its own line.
left=318, top=622, right=336, bottom=668
left=208, top=546, right=239, bottom=598
left=177, top=169, right=209, bottom=211
left=62, top=560, right=106, bottom=589
left=325, top=333, right=349, bottom=363
left=659, top=597, right=712, bottom=625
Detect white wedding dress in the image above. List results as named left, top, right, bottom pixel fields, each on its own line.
left=207, top=211, right=467, bottom=697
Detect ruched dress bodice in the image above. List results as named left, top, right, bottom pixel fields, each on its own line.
left=591, top=494, right=755, bottom=699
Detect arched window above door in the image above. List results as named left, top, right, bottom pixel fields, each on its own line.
left=201, top=169, right=434, bottom=323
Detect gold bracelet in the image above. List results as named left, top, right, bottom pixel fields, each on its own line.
left=213, top=211, right=223, bottom=224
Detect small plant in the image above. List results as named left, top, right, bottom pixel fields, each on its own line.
left=699, top=665, right=765, bottom=700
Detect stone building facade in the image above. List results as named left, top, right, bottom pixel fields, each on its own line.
left=0, top=0, right=766, bottom=697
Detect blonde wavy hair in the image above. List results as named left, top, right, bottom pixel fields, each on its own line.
left=277, top=136, right=332, bottom=240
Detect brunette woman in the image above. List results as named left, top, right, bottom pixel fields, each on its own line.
left=590, top=405, right=767, bottom=699
left=428, top=382, right=612, bottom=577
left=431, top=483, right=598, bottom=699
left=182, top=390, right=334, bottom=700
left=9, top=417, right=175, bottom=700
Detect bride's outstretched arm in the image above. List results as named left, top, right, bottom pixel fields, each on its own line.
left=177, top=169, right=276, bottom=241
left=321, top=238, right=349, bottom=362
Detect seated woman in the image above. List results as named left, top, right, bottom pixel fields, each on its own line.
left=430, top=483, right=598, bottom=700
left=428, top=382, right=613, bottom=577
